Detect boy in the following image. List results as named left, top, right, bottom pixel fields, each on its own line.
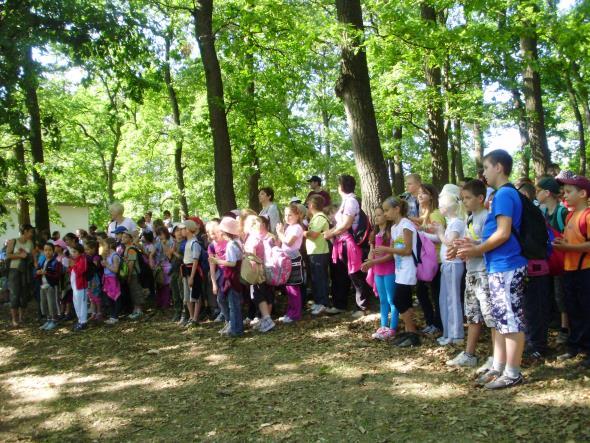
left=37, top=242, right=62, bottom=331
left=458, top=150, right=528, bottom=389
left=448, top=180, right=493, bottom=368
left=403, top=173, right=422, bottom=220
left=553, top=171, right=590, bottom=368
left=182, top=220, right=203, bottom=327
left=122, top=231, right=145, bottom=320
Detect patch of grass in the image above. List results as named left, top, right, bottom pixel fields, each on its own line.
left=0, top=310, right=589, bottom=442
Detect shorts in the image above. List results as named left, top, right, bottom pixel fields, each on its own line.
left=251, top=282, right=273, bottom=305
left=128, top=274, right=145, bottom=306
left=488, top=266, right=526, bottom=334
left=8, top=269, right=29, bottom=309
left=464, top=271, right=494, bottom=327
left=183, top=275, right=203, bottom=303
left=393, top=283, right=414, bottom=314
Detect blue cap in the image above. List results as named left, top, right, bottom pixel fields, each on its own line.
left=111, top=226, right=128, bottom=234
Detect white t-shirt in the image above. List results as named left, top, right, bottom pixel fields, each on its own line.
left=281, top=224, right=303, bottom=258
left=391, top=218, right=418, bottom=286
left=108, top=218, right=137, bottom=238
left=466, top=209, right=488, bottom=273
left=441, top=217, right=465, bottom=264
left=336, top=193, right=360, bottom=238
left=183, top=238, right=201, bottom=265
left=260, top=204, right=280, bottom=235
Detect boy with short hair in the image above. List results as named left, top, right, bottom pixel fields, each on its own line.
left=448, top=180, right=493, bottom=368
left=458, top=150, right=528, bottom=389
left=182, top=219, right=203, bottom=327
left=404, top=173, right=422, bottom=221
left=553, top=171, right=590, bottom=368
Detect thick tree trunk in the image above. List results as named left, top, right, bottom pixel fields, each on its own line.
left=192, top=0, right=237, bottom=215
left=572, top=63, right=590, bottom=142
left=566, top=72, right=587, bottom=176
left=14, top=140, right=31, bottom=226
left=454, top=120, right=465, bottom=182
left=448, top=119, right=457, bottom=184
left=392, top=126, right=404, bottom=195
left=421, top=3, right=449, bottom=187
left=334, top=0, right=391, bottom=217
left=21, top=45, right=49, bottom=232
left=520, top=32, right=551, bottom=176
left=472, top=122, right=485, bottom=170
left=164, top=34, right=189, bottom=216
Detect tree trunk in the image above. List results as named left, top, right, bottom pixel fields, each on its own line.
left=321, top=108, right=332, bottom=191
left=448, top=119, right=456, bottom=184
left=454, top=120, right=465, bottom=182
left=245, top=51, right=261, bottom=213
left=566, top=72, right=587, bottom=176
left=192, top=0, right=237, bottom=215
left=21, top=45, right=49, bottom=232
left=520, top=32, right=551, bottom=176
left=14, top=140, right=31, bottom=226
left=392, top=126, right=404, bottom=195
left=421, top=3, right=449, bottom=187
left=164, top=33, right=189, bottom=216
left=334, top=0, right=391, bottom=217
left=572, top=63, right=590, bottom=142
left=472, top=122, right=485, bottom=170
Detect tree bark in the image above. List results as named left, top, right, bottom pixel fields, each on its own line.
left=334, top=0, right=391, bottom=218
left=421, top=3, right=449, bottom=187
left=392, top=126, right=404, bottom=195
left=472, top=122, right=485, bottom=171
left=449, top=119, right=456, bottom=184
left=245, top=51, right=261, bottom=213
left=454, top=120, right=465, bottom=182
left=565, top=72, right=587, bottom=176
left=21, top=45, right=50, bottom=232
left=192, top=0, right=237, bottom=215
left=571, top=63, right=590, bottom=142
left=14, top=140, right=31, bottom=226
left=520, top=31, right=551, bottom=176
left=164, top=33, right=189, bottom=216
left=321, top=107, right=332, bottom=191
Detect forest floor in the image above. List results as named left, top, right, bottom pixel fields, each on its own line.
left=1, top=305, right=589, bottom=443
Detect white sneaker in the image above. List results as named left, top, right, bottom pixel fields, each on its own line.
left=311, top=304, right=327, bottom=316
left=279, top=316, right=294, bottom=324
left=39, top=321, right=50, bottom=330
left=259, top=317, right=275, bottom=333
left=213, top=313, right=224, bottom=323
left=104, top=317, right=119, bottom=325
left=325, top=307, right=345, bottom=315
left=250, top=317, right=261, bottom=328
left=476, top=356, right=494, bottom=374
left=243, top=317, right=252, bottom=327
left=309, top=303, right=319, bottom=311
left=447, top=351, right=478, bottom=367
left=437, top=337, right=452, bottom=346
left=218, top=323, right=230, bottom=334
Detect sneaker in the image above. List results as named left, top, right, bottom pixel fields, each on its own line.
left=325, top=307, right=345, bottom=315
left=556, top=330, right=569, bottom=345
left=214, top=313, right=224, bottom=323
left=186, top=319, right=199, bottom=328
left=177, top=316, right=186, bottom=325
left=523, top=350, right=544, bottom=361
left=427, top=326, right=441, bottom=336
left=250, top=317, right=261, bottom=328
left=311, top=304, right=327, bottom=316
left=475, top=369, right=501, bottom=387
left=39, top=321, right=50, bottom=331
left=279, top=315, right=294, bottom=324
left=557, top=351, right=578, bottom=361
left=105, top=317, right=119, bottom=325
left=390, top=332, right=411, bottom=346
left=484, top=373, right=524, bottom=390
left=381, top=328, right=396, bottom=340
left=309, top=303, right=319, bottom=312
left=73, top=322, right=88, bottom=332
left=171, top=313, right=181, bottom=323
left=243, top=317, right=252, bottom=327
left=351, top=310, right=365, bottom=319
left=395, top=332, right=421, bottom=348
left=447, top=351, right=477, bottom=367
left=421, top=325, right=434, bottom=334
left=437, top=337, right=451, bottom=346
left=372, top=327, right=387, bottom=340
left=129, top=311, right=143, bottom=321
left=45, top=321, right=58, bottom=331
left=476, top=356, right=494, bottom=375
left=259, top=317, right=276, bottom=333
left=450, top=338, right=464, bottom=345
left=218, top=323, right=230, bottom=335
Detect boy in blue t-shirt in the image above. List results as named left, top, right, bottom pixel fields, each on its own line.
left=458, top=149, right=527, bottom=390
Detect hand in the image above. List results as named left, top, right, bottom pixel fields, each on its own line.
left=276, top=223, right=284, bottom=234
left=36, top=270, right=44, bottom=276
left=457, top=242, right=479, bottom=259
left=552, top=237, right=568, bottom=251
left=208, top=255, right=218, bottom=265
left=360, top=260, right=372, bottom=273
left=445, top=245, right=458, bottom=261
left=323, top=230, right=333, bottom=240
left=18, top=250, right=27, bottom=259
left=212, top=283, right=218, bottom=295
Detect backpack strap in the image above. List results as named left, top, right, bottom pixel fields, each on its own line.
left=556, top=205, right=567, bottom=233
left=411, top=231, right=422, bottom=266
left=575, top=207, right=590, bottom=270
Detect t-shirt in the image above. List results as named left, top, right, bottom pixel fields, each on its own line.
left=183, top=238, right=201, bottom=265
left=373, top=230, right=395, bottom=276
left=260, top=203, right=281, bottom=235
left=405, top=194, right=420, bottom=219
left=441, top=217, right=465, bottom=264
left=108, top=218, right=137, bottom=238
left=391, top=218, right=418, bottom=286
left=306, top=190, right=332, bottom=207
left=563, top=209, right=590, bottom=271
left=225, top=240, right=243, bottom=263
left=306, top=213, right=330, bottom=255
left=336, top=193, right=360, bottom=238
left=124, top=246, right=139, bottom=275
left=465, top=209, right=488, bottom=273
left=543, top=204, right=568, bottom=233
left=282, top=224, right=303, bottom=258
left=481, top=185, right=528, bottom=273
left=244, top=233, right=265, bottom=261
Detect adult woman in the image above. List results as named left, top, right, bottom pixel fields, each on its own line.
left=258, top=187, right=281, bottom=235
left=6, top=224, right=35, bottom=327
left=107, top=203, right=137, bottom=239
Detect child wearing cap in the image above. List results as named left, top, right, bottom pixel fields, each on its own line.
left=182, top=220, right=203, bottom=327
left=553, top=171, right=590, bottom=368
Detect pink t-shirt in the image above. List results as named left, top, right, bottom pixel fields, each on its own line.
left=373, top=231, right=395, bottom=276
left=244, top=233, right=265, bottom=261
left=208, top=239, right=227, bottom=270
left=281, top=224, right=303, bottom=257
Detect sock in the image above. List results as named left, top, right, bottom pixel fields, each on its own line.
left=492, top=359, right=505, bottom=373
left=464, top=352, right=475, bottom=358
left=504, top=365, right=521, bottom=379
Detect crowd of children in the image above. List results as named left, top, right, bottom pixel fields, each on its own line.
left=2, top=150, right=590, bottom=390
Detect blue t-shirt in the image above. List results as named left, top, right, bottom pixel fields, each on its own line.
left=481, top=185, right=528, bottom=273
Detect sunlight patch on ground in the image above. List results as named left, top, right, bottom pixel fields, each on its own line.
left=243, top=373, right=312, bottom=389
left=389, top=380, right=466, bottom=399
left=515, top=386, right=590, bottom=406
left=310, top=328, right=348, bottom=339
left=0, top=345, right=17, bottom=366
left=3, top=373, right=105, bottom=404
left=204, top=353, right=231, bottom=365
left=273, top=363, right=299, bottom=371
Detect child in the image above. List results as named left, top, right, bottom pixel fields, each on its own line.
left=54, top=239, right=71, bottom=320
left=209, top=217, right=244, bottom=337
left=69, top=244, right=89, bottom=331
left=554, top=171, right=590, bottom=368
left=448, top=180, right=493, bottom=368
left=168, top=225, right=187, bottom=323
left=37, top=242, right=62, bottom=331
left=84, top=239, right=103, bottom=322
left=362, top=207, right=397, bottom=340
left=121, top=232, right=145, bottom=320
left=155, top=227, right=173, bottom=309
left=435, top=193, right=466, bottom=346
left=374, top=197, right=420, bottom=348
left=458, top=150, right=528, bottom=390
left=181, top=220, right=203, bottom=327
left=101, top=238, right=121, bottom=325
left=304, top=195, right=331, bottom=316
left=207, top=220, right=229, bottom=332
left=276, top=204, right=305, bottom=323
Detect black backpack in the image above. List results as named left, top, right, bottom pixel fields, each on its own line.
left=85, top=255, right=98, bottom=281
left=129, top=246, right=154, bottom=290
left=502, top=183, right=549, bottom=260
left=349, top=208, right=372, bottom=248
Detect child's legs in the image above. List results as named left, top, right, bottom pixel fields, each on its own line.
left=374, top=275, right=390, bottom=328
left=228, top=288, right=243, bottom=334
left=523, top=275, right=552, bottom=353
left=448, top=263, right=465, bottom=339
left=563, top=269, right=590, bottom=354
left=464, top=272, right=484, bottom=354
left=46, top=287, right=58, bottom=320
left=382, top=274, right=398, bottom=330
left=439, top=266, right=450, bottom=338
left=182, top=277, right=191, bottom=317
left=466, top=324, right=482, bottom=355
left=394, top=284, right=415, bottom=332
left=40, top=287, right=49, bottom=318
left=73, top=288, right=88, bottom=324
left=285, top=285, right=302, bottom=320
left=310, top=253, right=330, bottom=307
left=109, top=296, right=121, bottom=319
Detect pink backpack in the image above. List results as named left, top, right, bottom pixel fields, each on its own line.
left=412, top=232, right=439, bottom=282
left=264, top=245, right=292, bottom=286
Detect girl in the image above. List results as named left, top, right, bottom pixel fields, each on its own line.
left=181, top=220, right=203, bottom=327
left=168, top=225, right=187, bottom=323
left=207, top=220, right=229, bottom=332
left=101, top=238, right=121, bottom=325
left=434, top=193, right=466, bottom=346
left=209, top=217, right=244, bottom=337
left=276, top=204, right=305, bottom=323
left=84, top=239, right=103, bottom=322
left=416, top=183, right=445, bottom=335
left=362, top=207, right=397, bottom=340
left=54, top=239, right=71, bottom=320
left=69, top=244, right=89, bottom=331
left=154, top=227, right=173, bottom=310
left=374, top=197, right=420, bottom=348
left=122, top=232, right=145, bottom=320
left=37, top=242, right=62, bottom=331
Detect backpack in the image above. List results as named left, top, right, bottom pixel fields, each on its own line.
left=565, top=207, right=590, bottom=270
left=84, top=255, right=98, bottom=282
left=240, top=253, right=266, bottom=285
left=411, top=231, right=439, bottom=282
left=128, top=246, right=154, bottom=289
left=502, top=184, right=549, bottom=260
left=349, top=208, right=372, bottom=248
left=264, top=246, right=292, bottom=286
left=547, top=225, right=565, bottom=276
left=196, top=236, right=210, bottom=275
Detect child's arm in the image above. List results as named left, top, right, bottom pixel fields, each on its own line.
left=213, top=259, right=236, bottom=268
left=458, top=215, right=511, bottom=258
left=552, top=238, right=590, bottom=252
left=374, top=229, right=414, bottom=257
